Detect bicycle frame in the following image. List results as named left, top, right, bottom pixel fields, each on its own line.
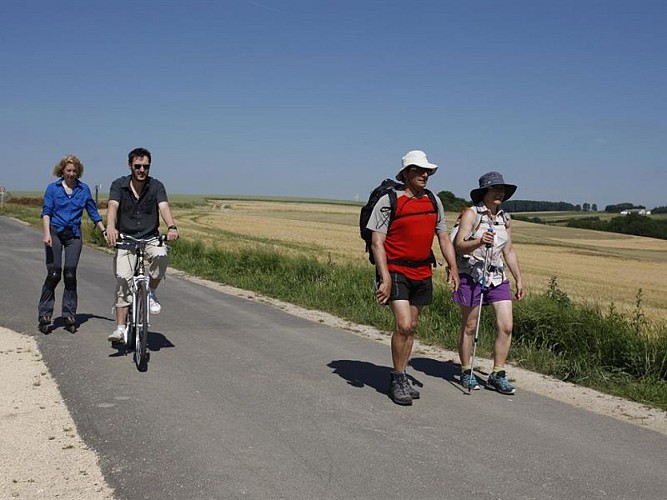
left=118, top=234, right=167, bottom=371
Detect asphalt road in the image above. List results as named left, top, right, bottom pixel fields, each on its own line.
left=1, top=215, right=665, bottom=500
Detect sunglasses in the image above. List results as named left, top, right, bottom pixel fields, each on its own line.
left=132, top=164, right=150, bottom=170
left=409, top=166, right=430, bottom=176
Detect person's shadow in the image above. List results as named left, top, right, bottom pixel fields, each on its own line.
left=46, top=313, right=113, bottom=334
left=409, top=357, right=488, bottom=392
left=327, top=360, right=424, bottom=395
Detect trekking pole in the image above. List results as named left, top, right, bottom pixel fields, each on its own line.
left=468, top=226, right=494, bottom=394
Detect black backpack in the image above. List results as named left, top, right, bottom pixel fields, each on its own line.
left=359, top=179, right=438, bottom=266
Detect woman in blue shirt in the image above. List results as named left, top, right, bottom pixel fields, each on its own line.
left=38, top=155, right=106, bottom=333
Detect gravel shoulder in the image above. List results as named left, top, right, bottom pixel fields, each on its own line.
left=2, top=270, right=665, bottom=498
left=0, top=327, right=114, bottom=499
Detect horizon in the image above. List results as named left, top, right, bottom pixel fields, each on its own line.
left=1, top=1, right=665, bottom=209
left=4, top=189, right=659, bottom=212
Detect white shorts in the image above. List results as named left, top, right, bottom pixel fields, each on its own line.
left=113, top=240, right=168, bottom=307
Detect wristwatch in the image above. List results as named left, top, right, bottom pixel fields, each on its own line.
left=168, top=225, right=178, bottom=231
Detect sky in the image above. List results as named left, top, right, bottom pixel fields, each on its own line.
left=1, top=0, right=665, bottom=210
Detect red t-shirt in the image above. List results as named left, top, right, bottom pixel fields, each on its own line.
left=385, top=194, right=438, bottom=280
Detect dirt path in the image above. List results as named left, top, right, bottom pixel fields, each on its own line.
left=2, top=272, right=665, bottom=498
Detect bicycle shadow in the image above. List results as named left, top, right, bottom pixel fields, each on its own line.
left=327, top=360, right=424, bottom=395
left=147, top=331, right=175, bottom=351
left=108, top=331, right=175, bottom=358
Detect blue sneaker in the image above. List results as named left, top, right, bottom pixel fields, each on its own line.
left=460, top=370, right=480, bottom=390
left=486, top=370, right=516, bottom=395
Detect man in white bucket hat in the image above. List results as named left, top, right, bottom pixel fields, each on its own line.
left=366, top=150, right=459, bottom=406
left=395, top=150, right=439, bottom=181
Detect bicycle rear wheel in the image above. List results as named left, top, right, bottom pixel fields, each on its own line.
left=134, top=281, right=150, bottom=372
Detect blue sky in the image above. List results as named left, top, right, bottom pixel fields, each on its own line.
left=1, top=0, right=665, bottom=209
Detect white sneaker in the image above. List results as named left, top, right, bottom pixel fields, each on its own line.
left=108, top=325, right=127, bottom=343
left=149, top=288, right=161, bottom=315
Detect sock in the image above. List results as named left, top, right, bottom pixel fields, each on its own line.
left=461, top=365, right=471, bottom=373
left=492, top=366, right=503, bottom=374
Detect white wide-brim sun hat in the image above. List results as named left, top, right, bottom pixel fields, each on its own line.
left=396, top=150, right=438, bottom=181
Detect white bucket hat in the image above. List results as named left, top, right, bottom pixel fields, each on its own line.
left=396, top=150, right=438, bottom=181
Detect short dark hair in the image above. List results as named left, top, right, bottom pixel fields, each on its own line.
left=128, top=147, right=151, bottom=165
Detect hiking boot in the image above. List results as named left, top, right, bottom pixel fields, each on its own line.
left=38, top=315, right=51, bottom=334
left=460, top=369, right=480, bottom=390
left=108, top=325, right=127, bottom=343
left=64, top=316, right=77, bottom=334
left=486, top=370, right=516, bottom=395
left=389, top=371, right=413, bottom=406
left=406, top=376, right=421, bottom=399
left=149, top=289, right=161, bottom=315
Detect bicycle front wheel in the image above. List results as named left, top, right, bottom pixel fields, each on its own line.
left=134, top=280, right=150, bottom=372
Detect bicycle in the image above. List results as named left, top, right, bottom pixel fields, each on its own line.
left=115, top=233, right=168, bottom=372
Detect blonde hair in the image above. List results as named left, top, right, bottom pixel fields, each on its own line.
left=52, top=155, right=84, bottom=178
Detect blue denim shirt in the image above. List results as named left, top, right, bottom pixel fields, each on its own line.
left=41, top=179, right=103, bottom=237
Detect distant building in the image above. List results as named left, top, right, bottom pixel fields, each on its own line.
left=620, top=209, right=651, bottom=215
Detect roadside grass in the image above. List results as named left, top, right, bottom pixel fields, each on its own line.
left=3, top=199, right=666, bottom=410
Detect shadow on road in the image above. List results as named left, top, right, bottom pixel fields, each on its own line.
left=147, top=331, right=175, bottom=351
left=38, top=313, right=114, bottom=335
left=409, top=357, right=473, bottom=393
left=108, top=330, right=175, bottom=358
left=328, top=360, right=392, bottom=395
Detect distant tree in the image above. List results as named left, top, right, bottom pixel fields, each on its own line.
left=567, top=213, right=667, bottom=239
left=605, top=202, right=644, bottom=213
left=652, top=205, right=667, bottom=214
left=436, top=190, right=469, bottom=213
left=502, top=200, right=577, bottom=212
left=575, top=204, right=581, bottom=211
left=582, top=202, right=591, bottom=212
left=592, top=203, right=598, bottom=211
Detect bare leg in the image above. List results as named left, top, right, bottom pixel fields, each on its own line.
left=116, top=305, right=128, bottom=327
left=457, top=305, right=479, bottom=367
left=490, top=300, right=513, bottom=368
left=389, top=300, right=422, bottom=371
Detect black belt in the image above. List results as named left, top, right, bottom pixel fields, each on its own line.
left=388, top=256, right=436, bottom=268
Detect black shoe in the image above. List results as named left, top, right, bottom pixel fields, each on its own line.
left=64, top=316, right=77, bottom=333
left=389, top=371, right=413, bottom=406
left=38, top=315, right=51, bottom=334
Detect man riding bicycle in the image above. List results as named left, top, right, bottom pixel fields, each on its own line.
left=104, top=147, right=179, bottom=343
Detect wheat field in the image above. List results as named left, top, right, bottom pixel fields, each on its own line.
left=173, top=199, right=667, bottom=322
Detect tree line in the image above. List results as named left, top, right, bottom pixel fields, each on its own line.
left=565, top=213, right=667, bottom=240
left=436, top=191, right=664, bottom=215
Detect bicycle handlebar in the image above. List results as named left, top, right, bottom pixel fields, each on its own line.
left=117, top=234, right=168, bottom=248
